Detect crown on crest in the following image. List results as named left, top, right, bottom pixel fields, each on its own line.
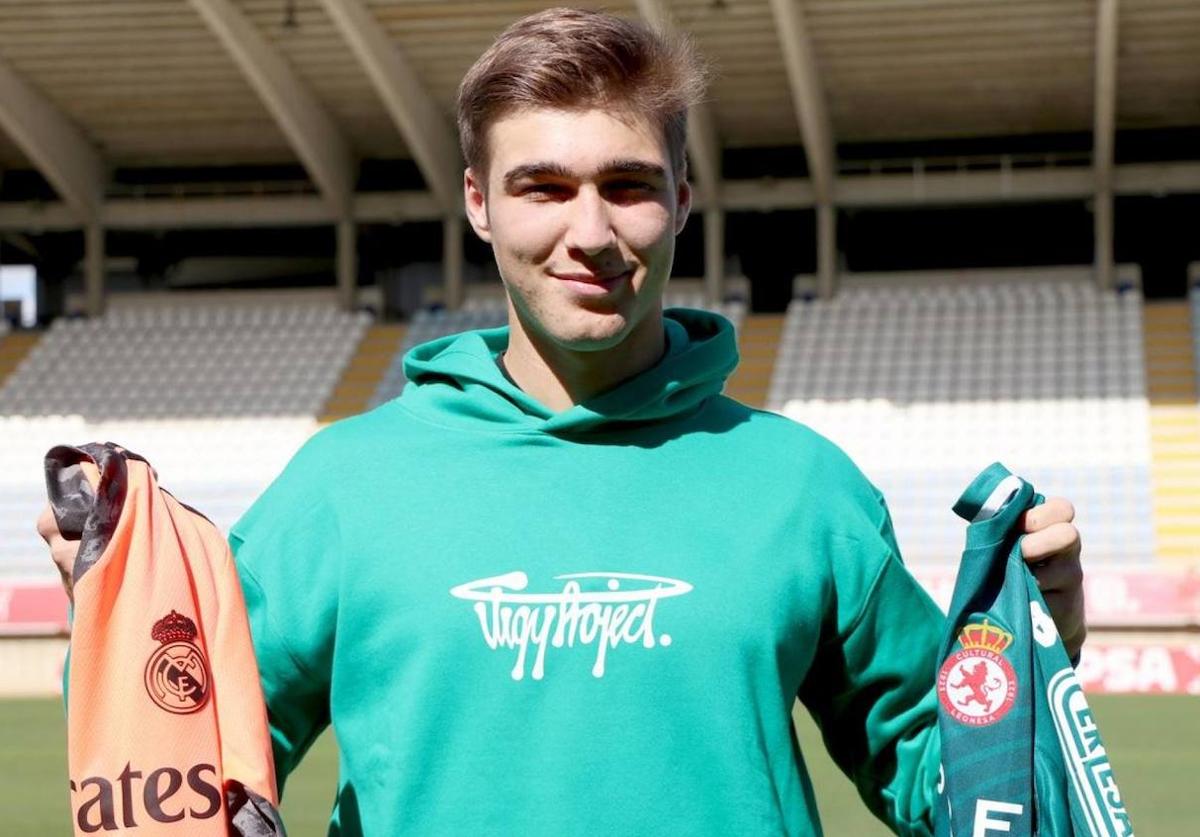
left=957, top=619, right=1012, bottom=654
left=151, top=610, right=197, bottom=644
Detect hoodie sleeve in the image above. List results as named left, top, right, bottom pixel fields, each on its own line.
left=797, top=483, right=945, bottom=836
left=228, top=438, right=342, bottom=796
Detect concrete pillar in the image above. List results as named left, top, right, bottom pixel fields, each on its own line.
left=1094, top=190, right=1114, bottom=291
left=704, top=207, right=725, bottom=307
left=1093, top=0, right=1118, bottom=291
left=443, top=214, right=464, bottom=310
left=84, top=222, right=105, bottom=317
left=336, top=217, right=357, bottom=311
left=817, top=202, right=836, bottom=300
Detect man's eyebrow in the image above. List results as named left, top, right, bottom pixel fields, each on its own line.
left=501, top=159, right=667, bottom=190
left=502, top=162, right=572, bottom=189
left=597, top=159, right=667, bottom=179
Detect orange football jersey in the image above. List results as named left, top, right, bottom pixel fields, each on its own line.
left=46, top=442, right=284, bottom=836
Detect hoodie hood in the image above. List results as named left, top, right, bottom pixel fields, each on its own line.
left=398, top=308, right=739, bottom=435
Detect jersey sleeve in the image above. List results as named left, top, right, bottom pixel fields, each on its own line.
left=229, top=437, right=342, bottom=796
left=797, top=483, right=945, bottom=836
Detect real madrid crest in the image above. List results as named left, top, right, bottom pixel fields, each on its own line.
left=937, top=618, right=1017, bottom=726
left=144, top=610, right=210, bottom=714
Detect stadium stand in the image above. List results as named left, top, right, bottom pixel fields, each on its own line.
left=0, top=414, right=319, bottom=580
left=0, top=300, right=370, bottom=420
left=0, top=296, right=367, bottom=581
left=2, top=274, right=1185, bottom=579
left=770, top=268, right=1155, bottom=567
left=0, top=326, right=39, bottom=392
left=1143, top=291, right=1200, bottom=562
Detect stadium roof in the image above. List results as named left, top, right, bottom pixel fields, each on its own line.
left=0, top=0, right=1198, bottom=308
left=0, top=0, right=1196, bottom=195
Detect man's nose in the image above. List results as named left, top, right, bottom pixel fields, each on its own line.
left=564, top=188, right=617, bottom=255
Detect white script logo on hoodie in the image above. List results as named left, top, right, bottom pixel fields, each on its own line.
left=450, top=572, right=693, bottom=680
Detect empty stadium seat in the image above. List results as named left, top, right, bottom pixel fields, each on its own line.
left=0, top=301, right=370, bottom=421
left=772, top=276, right=1155, bottom=567
left=0, top=298, right=366, bottom=579
left=0, top=414, right=318, bottom=580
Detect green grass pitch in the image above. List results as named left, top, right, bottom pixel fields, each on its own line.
left=4, top=695, right=1193, bottom=834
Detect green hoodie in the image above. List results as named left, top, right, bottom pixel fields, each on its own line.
left=230, top=308, right=945, bottom=836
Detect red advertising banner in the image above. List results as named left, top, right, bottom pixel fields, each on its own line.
left=1075, top=643, right=1200, bottom=695
left=0, top=582, right=70, bottom=635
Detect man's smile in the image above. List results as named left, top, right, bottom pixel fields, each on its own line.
left=550, top=268, right=634, bottom=296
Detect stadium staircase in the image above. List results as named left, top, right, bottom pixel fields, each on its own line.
left=724, top=314, right=783, bottom=409
left=1143, top=300, right=1200, bottom=563
left=320, top=322, right=407, bottom=423
left=0, top=331, right=40, bottom=389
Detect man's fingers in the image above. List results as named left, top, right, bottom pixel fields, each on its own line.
left=1020, top=520, right=1081, bottom=563
left=1041, top=589, right=1087, bottom=654
left=1027, top=548, right=1084, bottom=593
left=1018, top=498, right=1087, bottom=660
left=1019, top=497, right=1075, bottom=533
left=37, top=502, right=79, bottom=602
left=78, top=460, right=101, bottom=489
left=35, top=503, right=59, bottom=545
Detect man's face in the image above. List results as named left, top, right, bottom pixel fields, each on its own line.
left=464, top=107, right=691, bottom=353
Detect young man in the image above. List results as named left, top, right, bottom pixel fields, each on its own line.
left=41, top=8, right=1085, bottom=835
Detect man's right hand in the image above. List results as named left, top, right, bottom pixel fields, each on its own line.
left=36, top=459, right=98, bottom=606
left=38, top=503, right=80, bottom=605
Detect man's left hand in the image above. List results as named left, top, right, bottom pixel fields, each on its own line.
left=1019, top=497, right=1086, bottom=659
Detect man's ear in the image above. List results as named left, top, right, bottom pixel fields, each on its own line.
left=673, top=176, right=692, bottom=236
left=464, top=167, right=492, bottom=243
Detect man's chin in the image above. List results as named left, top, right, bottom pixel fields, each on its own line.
left=549, top=327, right=631, bottom=353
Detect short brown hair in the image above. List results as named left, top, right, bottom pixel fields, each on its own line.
left=456, top=7, right=709, bottom=184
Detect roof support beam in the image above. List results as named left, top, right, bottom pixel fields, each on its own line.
left=704, top=208, right=725, bottom=307
left=84, top=222, right=105, bottom=317
left=633, top=0, right=725, bottom=303
left=443, top=214, right=464, bottom=310
left=186, top=0, right=355, bottom=216
left=816, top=203, right=836, bottom=299
left=768, top=0, right=837, bottom=297
left=317, top=0, right=460, bottom=214
left=0, top=55, right=104, bottom=221
left=337, top=219, right=358, bottom=312
left=631, top=0, right=722, bottom=203
left=1093, top=0, right=1119, bottom=291
left=769, top=0, right=835, bottom=204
